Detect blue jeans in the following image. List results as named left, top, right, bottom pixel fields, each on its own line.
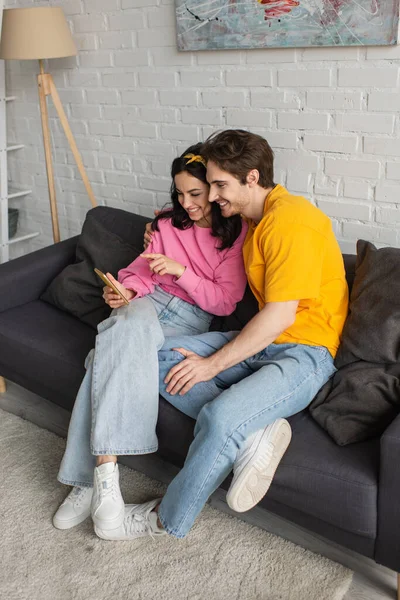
left=57, top=287, right=213, bottom=487
left=156, top=332, right=336, bottom=538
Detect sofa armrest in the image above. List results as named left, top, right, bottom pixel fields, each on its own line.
left=375, top=413, right=400, bottom=571
left=0, top=236, right=78, bottom=313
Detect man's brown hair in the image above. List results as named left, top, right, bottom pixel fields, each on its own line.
left=201, top=129, right=274, bottom=189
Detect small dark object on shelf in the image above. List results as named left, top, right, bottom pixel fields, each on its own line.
left=8, top=208, right=19, bottom=239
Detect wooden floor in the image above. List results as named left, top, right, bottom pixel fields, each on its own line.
left=0, top=379, right=398, bottom=600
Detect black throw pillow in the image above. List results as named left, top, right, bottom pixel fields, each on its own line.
left=41, top=206, right=150, bottom=329
left=310, top=240, right=400, bottom=444
left=309, top=361, right=400, bottom=445
left=335, top=240, right=400, bottom=367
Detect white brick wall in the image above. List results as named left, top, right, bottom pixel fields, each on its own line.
left=4, top=0, right=400, bottom=258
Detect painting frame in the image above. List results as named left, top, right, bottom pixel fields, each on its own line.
left=175, top=1, right=400, bottom=51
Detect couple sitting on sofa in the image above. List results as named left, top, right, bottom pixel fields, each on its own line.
left=53, top=129, right=349, bottom=542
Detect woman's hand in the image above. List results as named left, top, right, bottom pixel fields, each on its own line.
left=141, top=253, right=186, bottom=278
left=143, top=210, right=160, bottom=250
left=103, top=273, right=135, bottom=309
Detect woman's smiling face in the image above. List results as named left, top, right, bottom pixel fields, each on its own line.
left=174, top=171, right=211, bottom=227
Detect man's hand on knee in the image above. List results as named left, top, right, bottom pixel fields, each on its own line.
left=164, top=348, right=218, bottom=396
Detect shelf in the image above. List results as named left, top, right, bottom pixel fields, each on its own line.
left=7, top=189, right=32, bottom=200
left=6, top=144, right=25, bottom=152
left=8, top=231, right=40, bottom=245
left=1, top=64, right=37, bottom=262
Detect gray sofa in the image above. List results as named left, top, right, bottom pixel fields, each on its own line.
left=0, top=206, right=399, bottom=588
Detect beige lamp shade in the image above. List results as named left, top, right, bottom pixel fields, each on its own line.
left=0, top=7, right=77, bottom=60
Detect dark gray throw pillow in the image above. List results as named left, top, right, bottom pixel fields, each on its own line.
left=41, top=206, right=150, bottom=329
left=310, top=240, right=400, bottom=444
left=310, top=361, right=400, bottom=445
left=335, top=240, right=400, bottom=367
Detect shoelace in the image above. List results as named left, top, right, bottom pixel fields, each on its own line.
left=68, top=487, right=89, bottom=507
left=98, top=474, right=119, bottom=500
left=124, top=499, right=162, bottom=540
left=125, top=512, right=157, bottom=540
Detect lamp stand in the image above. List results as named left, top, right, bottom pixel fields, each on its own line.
left=37, top=59, right=97, bottom=243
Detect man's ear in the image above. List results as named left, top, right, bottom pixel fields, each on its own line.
left=246, top=169, right=259, bottom=186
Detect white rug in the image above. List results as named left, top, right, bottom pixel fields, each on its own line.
left=0, top=409, right=352, bottom=600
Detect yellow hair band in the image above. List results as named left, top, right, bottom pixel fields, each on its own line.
left=184, top=153, right=207, bottom=168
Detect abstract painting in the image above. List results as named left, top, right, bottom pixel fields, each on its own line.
left=175, top=1, right=399, bottom=50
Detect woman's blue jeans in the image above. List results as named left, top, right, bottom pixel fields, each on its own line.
left=156, top=332, right=336, bottom=538
left=57, top=287, right=212, bottom=487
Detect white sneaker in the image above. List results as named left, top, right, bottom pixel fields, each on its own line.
left=53, top=486, right=93, bottom=530
left=226, top=419, right=292, bottom=513
left=95, top=498, right=166, bottom=541
left=91, top=462, right=125, bottom=531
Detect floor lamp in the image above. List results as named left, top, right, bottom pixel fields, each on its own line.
left=0, top=6, right=97, bottom=243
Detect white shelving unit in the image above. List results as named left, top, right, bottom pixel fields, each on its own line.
left=0, top=59, right=40, bottom=263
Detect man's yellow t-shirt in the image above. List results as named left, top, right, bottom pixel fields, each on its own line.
left=242, top=184, right=349, bottom=357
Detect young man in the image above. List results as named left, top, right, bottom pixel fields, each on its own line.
left=94, top=129, right=349, bottom=542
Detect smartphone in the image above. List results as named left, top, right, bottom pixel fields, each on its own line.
left=94, top=268, right=130, bottom=305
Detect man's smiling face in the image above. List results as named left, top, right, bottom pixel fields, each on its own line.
left=206, top=160, right=250, bottom=218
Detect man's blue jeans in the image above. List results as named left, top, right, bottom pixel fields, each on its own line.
left=156, top=332, right=336, bottom=538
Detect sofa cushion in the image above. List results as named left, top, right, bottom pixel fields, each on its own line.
left=41, top=207, right=151, bottom=329
left=0, top=300, right=96, bottom=411
left=264, top=411, right=379, bottom=539
left=310, top=240, right=400, bottom=444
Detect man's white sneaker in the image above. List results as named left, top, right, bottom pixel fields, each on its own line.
left=95, top=498, right=166, bottom=541
left=91, top=462, right=125, bottom=531
left=226, top=418, right=292, bottom=513
left=53, top=486, right=93, bottom=530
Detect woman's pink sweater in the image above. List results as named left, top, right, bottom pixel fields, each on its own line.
left=118, top=218, right=248, bottom=316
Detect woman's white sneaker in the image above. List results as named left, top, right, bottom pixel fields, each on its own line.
left=226, top=418, right=292, bottom=513
left=95, top=499, right=166, bottom=541
left=91, top=462, right=125, bottom=531
left=53, top=486, right=93, bottom=530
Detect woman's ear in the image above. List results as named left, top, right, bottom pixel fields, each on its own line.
left=246, top=169, right=259, bottom=187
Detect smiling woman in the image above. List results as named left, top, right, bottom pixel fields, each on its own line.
left=52, top=142, right=249, bottom=536
left=174, top=171, right=211, bottom=229
left=152, top=142, right=244, bottom=251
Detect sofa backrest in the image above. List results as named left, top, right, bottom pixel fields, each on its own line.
left=343, top=254, right=356, bottom=293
